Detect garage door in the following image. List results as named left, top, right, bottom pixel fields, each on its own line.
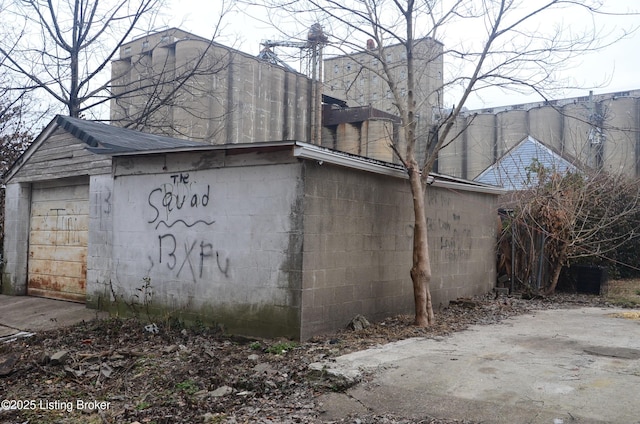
left=28, top=180, right=89, bottom=302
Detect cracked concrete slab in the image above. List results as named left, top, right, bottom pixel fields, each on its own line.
left=583, top=346, right=640, bottom=359
left=317, top=307, right=640, bottom=424
left=0, top=295, right=106, bottom=342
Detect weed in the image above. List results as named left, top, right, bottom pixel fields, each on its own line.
left=266, top=341, right=298, bottom=355
left=135, top=401, right=151, bottom=410
left=166, top=315, right=184, bottom=331
left=608, top=297, right=640, bottom=308
left=249, top=341, right=262, bottom=350
left=175, top=379, right=199, bottom=395
left=132, top=276, right=154, bottom=320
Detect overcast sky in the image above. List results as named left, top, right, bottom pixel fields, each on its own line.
left=164, top=0, right=640, bottom=110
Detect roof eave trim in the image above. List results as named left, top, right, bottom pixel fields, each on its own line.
left=293, top=142, right=408, bottom=179
left=294, top=142, right=504, bottom=194
left=431, top=178, right=505, bottom=195
left=110, top=140, right=297, bottom=156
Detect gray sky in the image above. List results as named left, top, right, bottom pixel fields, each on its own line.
left=166, top=0, right=640, bottom=110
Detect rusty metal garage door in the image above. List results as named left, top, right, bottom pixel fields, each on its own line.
left=28, top=179, right=89, bottom=302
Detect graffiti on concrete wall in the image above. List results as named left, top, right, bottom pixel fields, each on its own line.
left=145, top=172, right=230, bottom=282
left=147, top=172, right=214, bottom=229
left=94, top=186, right=112, bottom=231
left=427, top=214, right=473, bottom=262
left=440, top=228, right=472, bottom=261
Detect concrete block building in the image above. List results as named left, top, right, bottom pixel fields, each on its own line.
left=2, top=116, right=500, bottom=339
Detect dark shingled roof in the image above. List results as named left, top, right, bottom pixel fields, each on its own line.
left=56, top=115, right=206, bottom=154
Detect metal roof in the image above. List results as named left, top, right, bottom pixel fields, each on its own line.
left=474, top=135, right=577, bottom=191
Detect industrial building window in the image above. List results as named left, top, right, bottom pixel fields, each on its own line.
left=124, top=46, right=131, bottom=55
left=334, top=64, right=339, bottom=74
left=142, top=41, right=150, bottom=50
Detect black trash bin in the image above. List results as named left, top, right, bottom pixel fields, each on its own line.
left=559, top=265, right=608, bottom=295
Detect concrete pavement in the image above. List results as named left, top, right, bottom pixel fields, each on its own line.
left=317, top=307, right=640, bottom=424
left=0, top=295, right=106, bottom=341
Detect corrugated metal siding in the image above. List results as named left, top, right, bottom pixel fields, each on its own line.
left=10, top=128, right=112, bottom=183
left=28, top=179, right=89, bottom=302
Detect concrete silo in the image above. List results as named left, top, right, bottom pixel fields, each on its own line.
left=601, top=96, right=639, bottom=177
left=561, top=102, right=592, bottom=165
left=363, top=119, right=394, bottom=162
left=282, top=70, right=300, bottom=141
left=296, top=73, right=312, bottom=142
left=437, top=114, right=466, bottom=178
left=173, top=38, right=219, bottom=141
left=496, top=109, right=528, bottom=157
left=254, top=60, right=286, bottom=142
left=465, top=113, right=497, bottom=179
left=529, top=105, right=563, bottom=152
left=336, top=122, right=361, bottom=155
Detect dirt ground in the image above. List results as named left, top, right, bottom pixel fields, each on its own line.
left=1, top=285, right=637, bottom=424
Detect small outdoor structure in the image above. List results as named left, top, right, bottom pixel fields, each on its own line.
left=3, top=116, right=501, bottom=340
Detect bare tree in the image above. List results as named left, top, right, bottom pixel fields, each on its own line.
left=0, top=0, right=233, bottom=127
left=0, top=97, right=34, bottom=257
left=257, top=0, right=637, bottom=326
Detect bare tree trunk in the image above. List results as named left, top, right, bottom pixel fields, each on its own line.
left=408, top=160, right=434, bottom=326
left=545, top=244, right=568, bottom=295
left=545, top=263, right=563, bottom=296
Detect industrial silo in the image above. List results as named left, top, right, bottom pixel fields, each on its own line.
left=336, top=122, right=361, bottom=155
left=601, top=96, right=639, bottom=177
left=363, top=119, right=394, bottom=162
left=253, top=60, right=268, bottom=142
left=173, top=38, right=220, bottom=141
left=496, top=109, right=528, bottom=156
left=262, top=61, right=288, bottom=141
left=282, top=70, right=298, bottom=140
left=465, top=113, right=497, bottom=179
left=208, top=62, right=229, bottom=145
left=529, top=105, right=563, bottom=152
left=110, top=58, right=134, bottom=123
left=296, top=72, right=312, bottom=142
left=437, top=115, right=465, bottom=178
left=561, top=102, right=592, bottom=165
